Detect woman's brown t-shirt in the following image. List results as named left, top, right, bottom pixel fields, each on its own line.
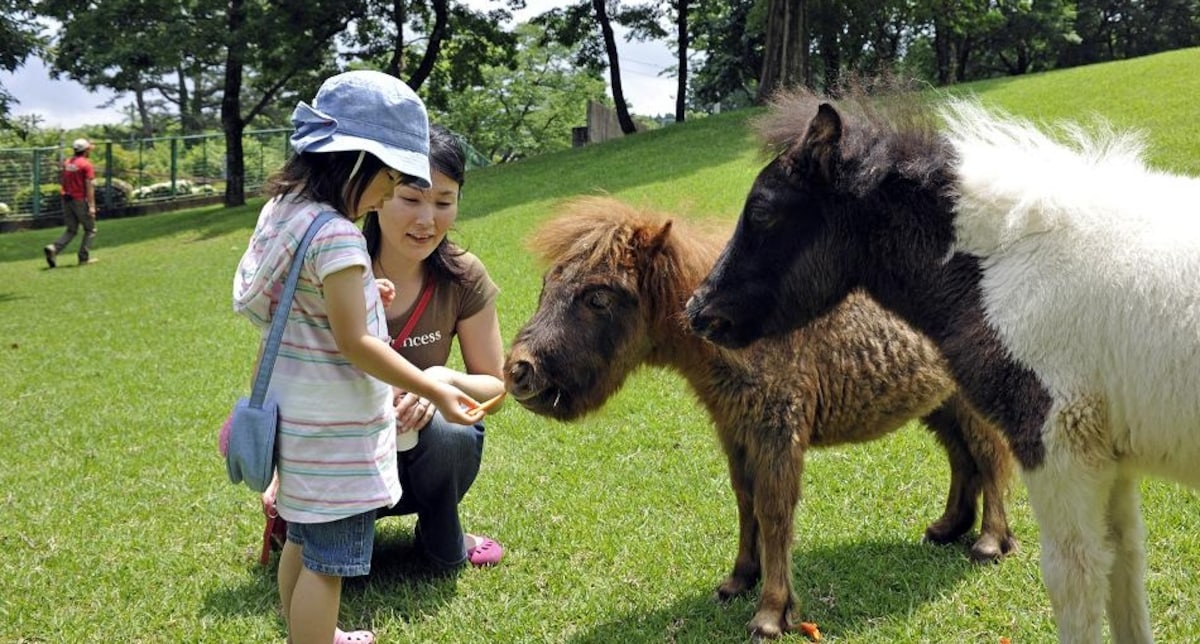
left=385, top=251, right=498, bottom=370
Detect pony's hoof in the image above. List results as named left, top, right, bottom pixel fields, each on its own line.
left=747, top=616, right=784, bottom=640
left=715, top=576, right=754, bottom=602
left=923, top=518, right=972, bottom=545
left=746, top=598, right=800, bottom=640
left=970, top=532, right=1018, bottom=563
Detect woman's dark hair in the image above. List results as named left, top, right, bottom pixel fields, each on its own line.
left=264, top=149, right=411, bottom=220
left=429, top=124, right=466, bottom=188
left=363, top=124, right=470, bottom=285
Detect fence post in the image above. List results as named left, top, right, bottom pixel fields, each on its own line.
left=32, top=148, right=42, bottom=218
left=170, top=138, right=179, bottom=198
left=103, top=142, right=113, bottom=211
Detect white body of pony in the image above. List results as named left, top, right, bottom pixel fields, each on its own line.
left=942, top=100, right=1200, bottom=643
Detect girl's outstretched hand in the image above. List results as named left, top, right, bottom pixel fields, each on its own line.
left=427, top=382, right=485, bottom=425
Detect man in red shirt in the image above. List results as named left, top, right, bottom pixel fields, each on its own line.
left=44, top=138, right=98, bottom=267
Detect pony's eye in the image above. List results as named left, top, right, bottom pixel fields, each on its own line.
left=748, top=207, right=775, bottom=227
left=585, top=289, right=613, bottom=310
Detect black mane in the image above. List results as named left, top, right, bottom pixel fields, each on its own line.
left=756, top=88, right=953, bottom=197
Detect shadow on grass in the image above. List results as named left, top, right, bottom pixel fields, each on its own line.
left=567, top=539, right=978, bottom=643
left=344, top=522, right=468, bottom=626
left=0, top=201, right=259, bottom=264
left=198, top=522, right=462, bottom=630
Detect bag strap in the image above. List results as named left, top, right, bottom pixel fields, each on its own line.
left=248, top=211, right=339, bottom=409
left=389, top=275, right=436, bottom=352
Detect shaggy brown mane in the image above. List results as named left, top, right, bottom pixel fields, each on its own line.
left=529, top=197, right=727, bottom=322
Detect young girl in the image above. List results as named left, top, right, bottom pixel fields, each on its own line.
left=365, top=124, right=506, bottom=567
left=233, top=70, right=482, bottom=644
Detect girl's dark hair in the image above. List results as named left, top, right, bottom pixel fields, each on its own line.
left=363, top=124, right=470, bottom=286
left=264, top=149, right=414, bottom=220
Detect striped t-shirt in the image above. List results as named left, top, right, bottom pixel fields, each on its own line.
left=233, top=195, right=401, bottom=524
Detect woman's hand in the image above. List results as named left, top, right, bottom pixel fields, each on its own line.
left=393, top=388, right=436, bottom=433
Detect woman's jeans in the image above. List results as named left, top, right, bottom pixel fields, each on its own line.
left=376, top=414, right=486, bottom=567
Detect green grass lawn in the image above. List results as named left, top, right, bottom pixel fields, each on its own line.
left=2, top=48, right=1199, bottom=642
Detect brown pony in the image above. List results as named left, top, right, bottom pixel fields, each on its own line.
left=504, top=196, right=1016, bottom=638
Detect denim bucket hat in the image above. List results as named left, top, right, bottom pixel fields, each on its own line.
left=290, top=70, right=431, bottom=189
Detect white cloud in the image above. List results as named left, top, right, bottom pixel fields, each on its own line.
left=0, top=57, right=125, bottom=130
left=0, top=1, right=680, bottom=129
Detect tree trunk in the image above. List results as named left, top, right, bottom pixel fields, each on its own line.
left=175, top=67, right=198, bottom=135
left=757, top=0, right=807, bottom=104
left=933, top=12, right=952, bottom=85
left=674, top=0, right=689, bottom=122
left=408, top=0, right=449, bottom=91
left=134, top=82, right=153, bottom=138
left=593, top=0, right=637, bottom=135
left=188, top=66, right=206, bottom=133
left=383, top=0, right=408, bottom=79
left=955, top=34, right=972, bottom=83
left=221, top=0, right=247, bottom=208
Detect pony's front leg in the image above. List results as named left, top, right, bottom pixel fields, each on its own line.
left=1106, top=474, right=1152, bottom=643
left=1023, top=452, right=1118, bottom=644
left=717, top=448, right=760, bottom=601
left=958, top=404, right=1019, bottom=561
left=747, top=446, right=803, bottom=639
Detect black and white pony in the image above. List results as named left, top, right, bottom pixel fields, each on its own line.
left=686, top=90, right=1200, bottom=643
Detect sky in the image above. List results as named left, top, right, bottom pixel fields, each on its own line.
left=0, top=1, right=679, bottom=130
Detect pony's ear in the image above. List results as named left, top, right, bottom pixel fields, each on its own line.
left=647, top=220, right=673, bottom=256
left=633, top=220, right=673, bottom=268
left=791, top=102, right=842, bottom=184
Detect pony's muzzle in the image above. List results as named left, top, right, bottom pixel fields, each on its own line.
left=685, top=293, right=729, bottom=341
left=503, top=348, right=541, bottom=401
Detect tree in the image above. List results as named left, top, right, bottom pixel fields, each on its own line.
left=619, top=0, right=690, bottom=122
left=592, top=0, right=638, bottom=133
left=217, top=0, right=368, bottom=206
left=345, top=0, right=517, bottom=96
left=39, top=0, right=226, bottom=137
left=688, top=0, right=763, bottom=111
left=977, top=0, right=1078, bottom=76
left=534, top=0, right=638, bottom=135
left=672, top=0, right=690, bottom=121
left=429, top=22, right=606, bottom=162
left=906, top=0, right=978, bottom=84
left=1063, top=0, right=1200, bottom=66
left=0, top=0, right=46, bottom=123
left=757, top=0, right=807, bottom=102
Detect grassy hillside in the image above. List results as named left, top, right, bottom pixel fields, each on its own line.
left=955, top=46, right=1200, bottom=174
left=1, top=49, right=1197, bottom=642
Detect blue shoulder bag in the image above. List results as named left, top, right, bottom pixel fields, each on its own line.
left=225, top=212, right=337, bottom=492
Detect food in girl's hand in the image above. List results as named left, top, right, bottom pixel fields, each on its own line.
left=471, top=391, right=506, bottom=415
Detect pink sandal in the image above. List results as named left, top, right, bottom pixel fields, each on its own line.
left=334, top=628, right=375, bottom=643
left=466, top=534, right=504, bottom=567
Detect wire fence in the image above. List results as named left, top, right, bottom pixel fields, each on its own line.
left=0, top=128, right=291, bottom=222
left=0, top=127, right=492, bottom=225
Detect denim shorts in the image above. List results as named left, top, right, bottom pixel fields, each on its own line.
left=286, top=510, right=376, bottom=577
